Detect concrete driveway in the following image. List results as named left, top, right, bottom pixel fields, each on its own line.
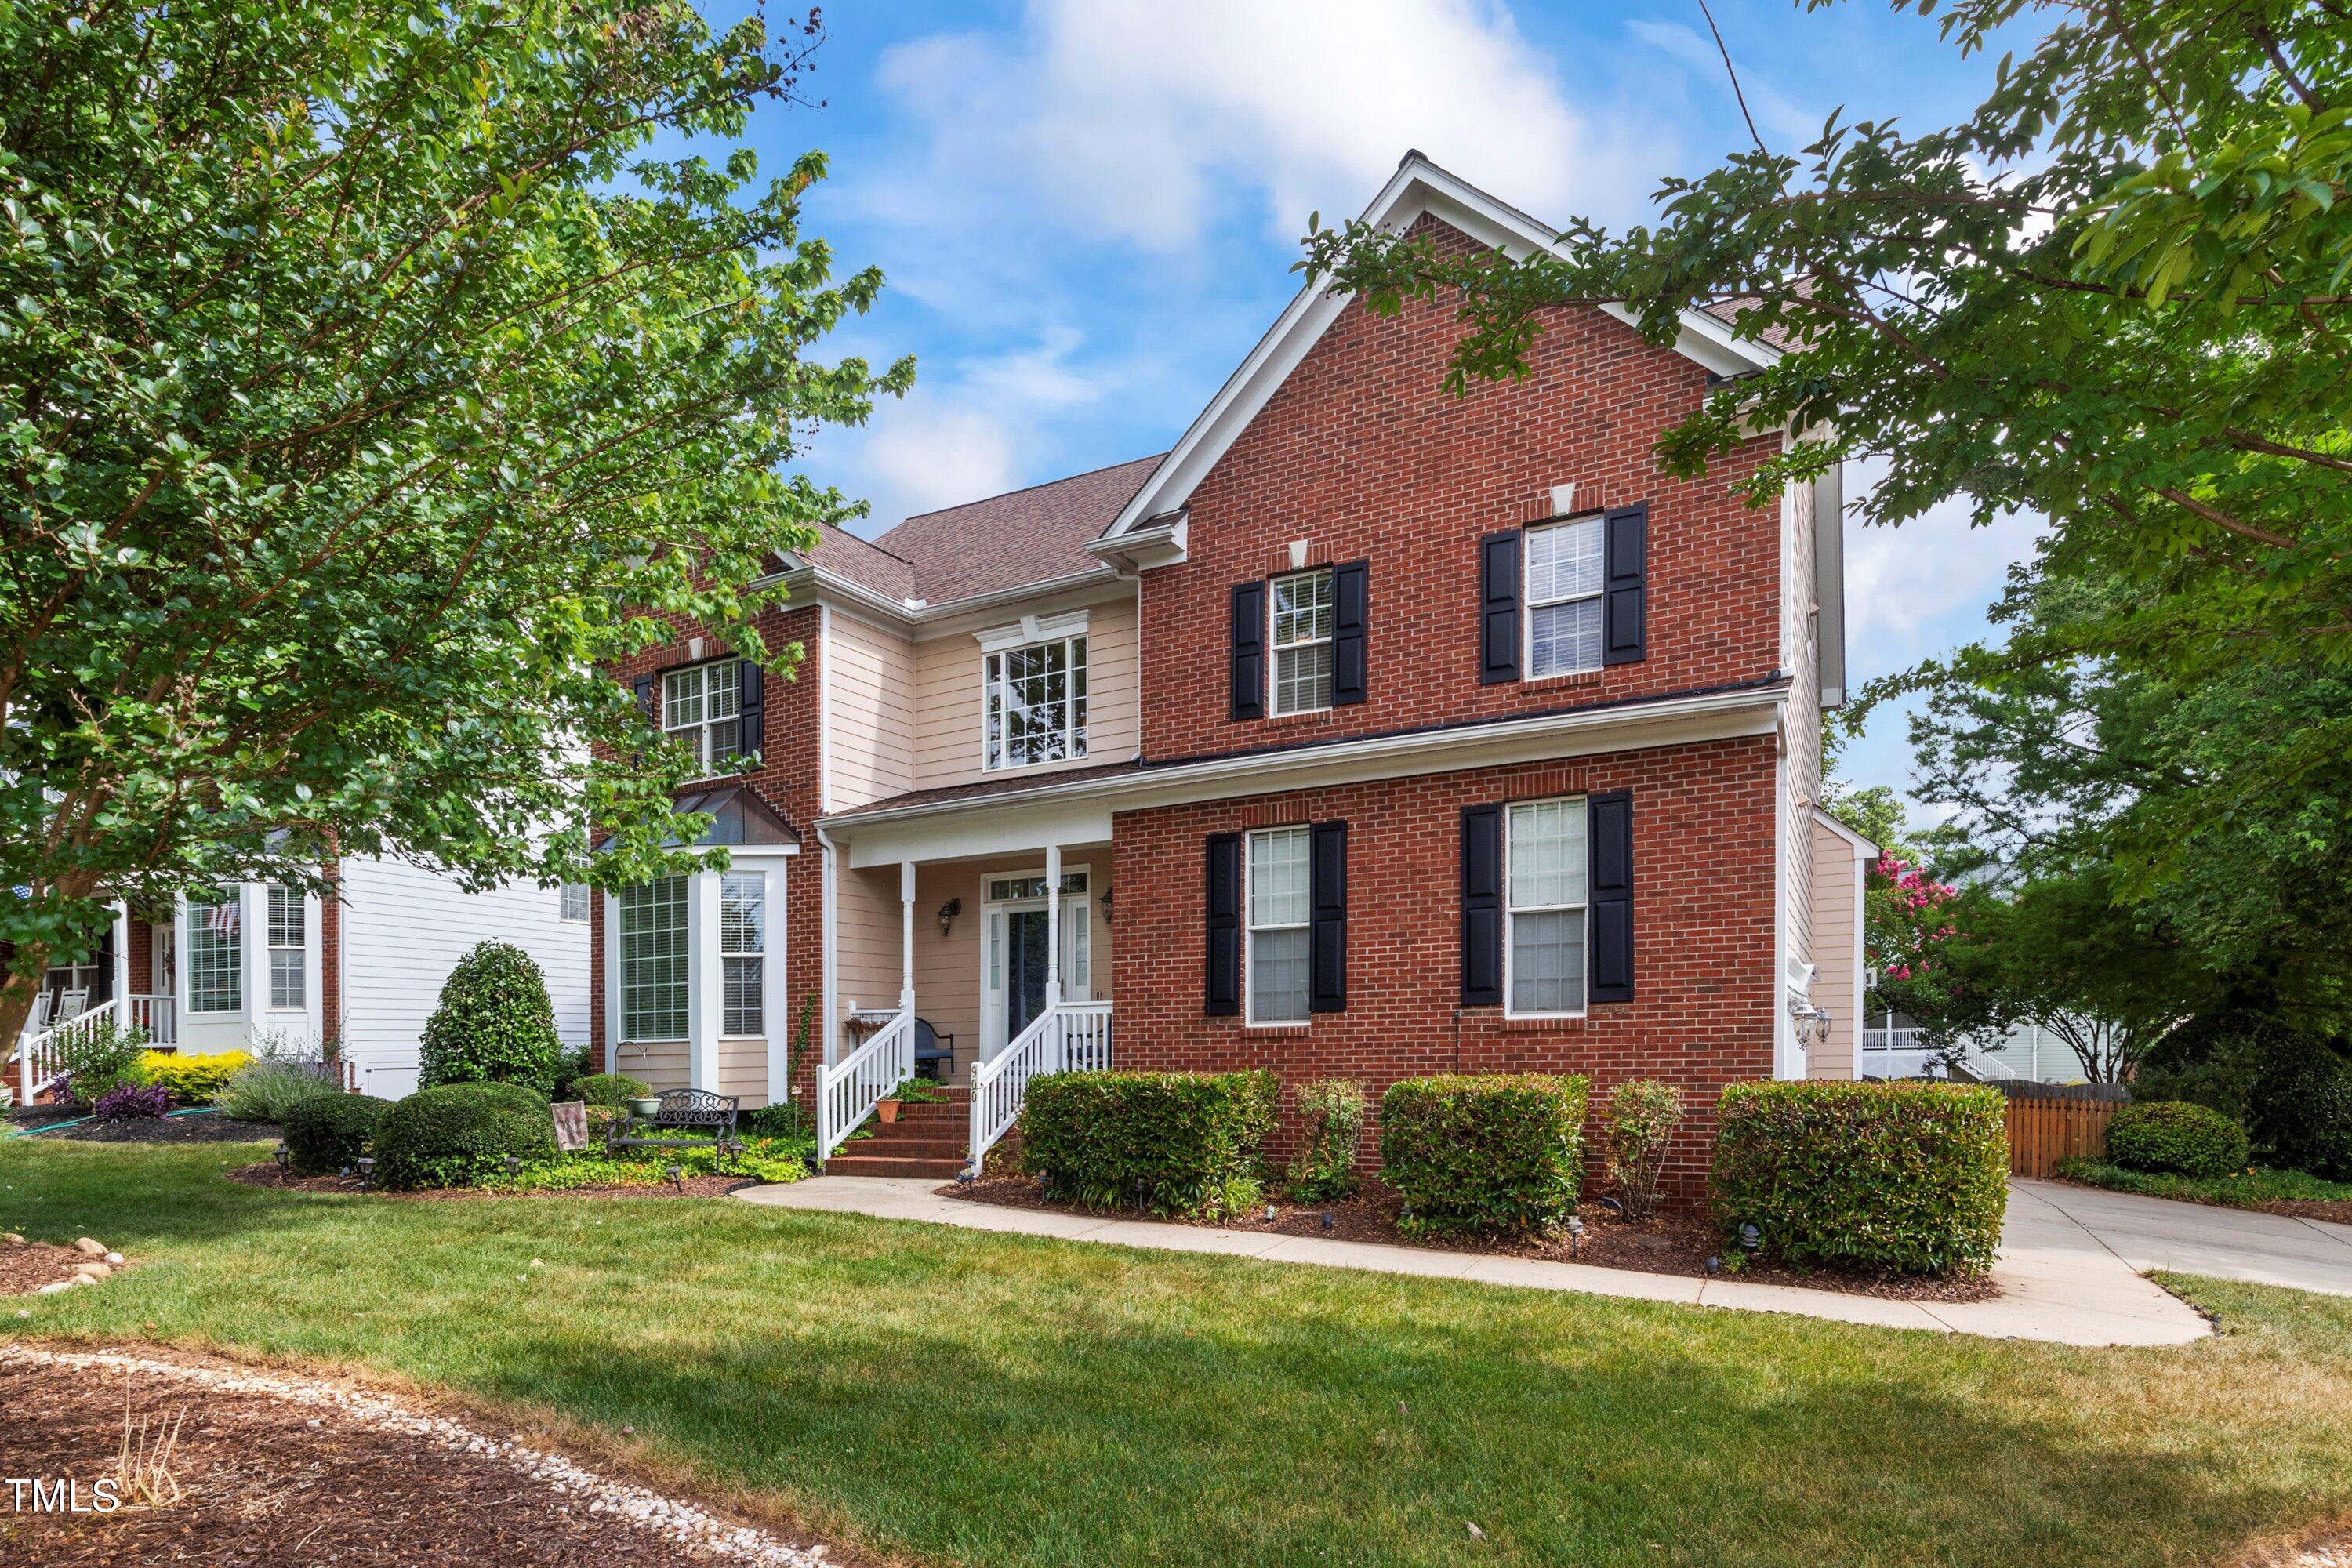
left=2011, top=1178, right=2352, bottom=1296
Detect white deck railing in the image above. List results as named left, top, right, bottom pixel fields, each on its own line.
left=818, top=1007, right=914, bottom=1161
left=1860, top=1029, right=2020, bottom=1083
left=125, top=994, right=175, bottom=1047
left=13, top=998, right=116, bottom=1104
left=967, top=1000, right=1114, bottom=1172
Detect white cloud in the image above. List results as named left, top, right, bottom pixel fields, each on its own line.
left=874, top=0, right=1655, bottom=255
left=835, top=392, right=1023, bottom=528
left=1625, top=18, right=1819, bottom=149
left=1842, top=463, right=2047, bottom=680
left=956, top=326, right=1109, bottom=412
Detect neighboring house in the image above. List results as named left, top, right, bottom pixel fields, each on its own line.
left=589, top=154, right=1870, bottom=1192
left=12, top=858, right=590, bottom=1102
left=1860, top=1008, right=2087, bottom=1086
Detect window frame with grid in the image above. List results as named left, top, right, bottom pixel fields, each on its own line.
left=1269, top=568, right=1335, bottom=716
left=1524, top=515, right=1606, bottom=679
left=558, top=883, right=593, bottom=923
left=1504, top=797, right=1589, bottom=1018
left=720, top=871, right=766, bottom=1038
left=187, top=889, right=243, bottom=1015
left=1245, top=826, right=1312, bottom=1025
left=662, top=659, right=745, bottom=775
left=266, top=885, right=306, bottom=1011
left=982, top=635, right=1087, bottom=771
left=619, top=877, right=691, bottom=1042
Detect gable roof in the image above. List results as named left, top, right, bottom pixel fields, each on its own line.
left=872, top=455, right=1163, bottom=603
left=1099, top=152, right=1781, bottom=543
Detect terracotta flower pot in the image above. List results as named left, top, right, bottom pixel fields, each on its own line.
left=877, top=1100, right=902, bottom=1123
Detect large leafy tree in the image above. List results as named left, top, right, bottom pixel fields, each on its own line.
left=1303, top=0, right=2349, bottom=894
left=0, top=0, right=912, bottom=1044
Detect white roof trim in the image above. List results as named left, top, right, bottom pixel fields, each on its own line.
left=1101, top=153, right=1782, bottom=543
left=1809, top=803, right=1878, bottom=857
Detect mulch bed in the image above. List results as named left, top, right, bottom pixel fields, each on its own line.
left=7, top=1114, right=281, bottom=1146
left=225, top=1163, right=758, bottom=1200
left=0, top=1240, right=117, bottom=1298
left=945, top=1175, right=2002, bottom=1303
left=0, top=1344, right=859, bottom=1566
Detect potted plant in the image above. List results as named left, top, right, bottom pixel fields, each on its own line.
left=877, top=1080, right=909, bottom=1123
left=626, top=1095, right=662, bottom=1120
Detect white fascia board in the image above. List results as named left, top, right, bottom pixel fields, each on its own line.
left=1809, top=802, right=1878, bottom=858
left=845, top=800, right=1118, bottom=869
left=763, top=561, right=1124, bottom=633
left=1099, top=154, right=1780, bottom=543
left=828, top=682, right=1784, bottom=860
left=975, top=608, right=1089, bottom=652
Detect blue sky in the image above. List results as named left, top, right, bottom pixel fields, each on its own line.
left=713, top=0, right=2049, bottom=814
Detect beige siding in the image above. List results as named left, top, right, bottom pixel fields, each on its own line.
left=717, top=1039, right=767, bottom=1102
left=1807, top=815, right=1865, bottom=1081
left=828, top=611, right=915, bottom=811
left=616, top=1039, right=688, bottom=1092
left=833, top=862, right=903, bottom=1054
left=912, top=594, right=1141, bottom=792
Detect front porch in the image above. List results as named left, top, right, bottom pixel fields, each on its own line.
left=820, top=840, right=1116, bottom=1175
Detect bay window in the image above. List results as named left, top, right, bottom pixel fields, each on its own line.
left=619, top=877, right=689, bottom=1041
left=720, top=872, right=765, bottom=1037
left=267, top=885, right=305, bottom=1010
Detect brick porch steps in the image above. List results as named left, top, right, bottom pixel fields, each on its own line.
left=822, top=1090, right=971, bottom=1180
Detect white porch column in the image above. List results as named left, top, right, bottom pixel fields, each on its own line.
left=763, top=862, right=789, bottom=1107
left=898, top=860, right=916, bottom=1012
left=239, top=883, right=267, bottom=1037
left=1044, top=844, right=1062, bottom=1010
left=689, top=872, right=721, bottom=1092
left=108, top=902, right=129, bottom=1020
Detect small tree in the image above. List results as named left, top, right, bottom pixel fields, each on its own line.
left=1603, top=1080, right=1683, bottom=1222
left=1287, top=1079, right=1368, bottom=1203
left=418, top=941, right=563, bottom=1095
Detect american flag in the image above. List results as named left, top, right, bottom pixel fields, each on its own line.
left=205, top=901, right=240, bottom=935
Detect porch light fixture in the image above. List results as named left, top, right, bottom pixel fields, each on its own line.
left=1098, top=888, right=1114, bottom=926
left=937, top=898, right=961, bottom=938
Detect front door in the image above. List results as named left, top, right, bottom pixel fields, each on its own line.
left=1004, top=909, right=1051, bottom=1040
left=979, top=866, right=1092, bottom=1058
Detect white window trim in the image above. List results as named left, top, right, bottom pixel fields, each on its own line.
left=976, top=864, right=1093, bottom=1055
left=1502, top=795, right=1589, bottom=1021
left=1523, top=514, right=1606, bottom=681
left=265, top=884, right=306, bottom=1013
left=558, top=883, right=593, bottom=923
left=184, top=889, right=243, bottom=1017
left=619, top=876, right=691, bottom=1044
left=662, top=658, right=746, bottom=781
left=1243, top=825, right=1312, bottom=1027
left=1269, top=567, right=1335, bottom=717
left=980, top=632, right=1089, bottom=773
left=719, top=870, right=765, bottom=1040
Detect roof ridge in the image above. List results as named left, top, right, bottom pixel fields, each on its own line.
left=890, top=452, right=1167, bottom=527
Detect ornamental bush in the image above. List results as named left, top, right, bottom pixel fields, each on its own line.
left=372, top=1082, right=557, bottom=1191
left=137, top=1049, right=251, bottom=1105
left=281, top=1094, right=393, bottom=1176
left=2106, top=1100, right=2250, bottom=1178
left=49, top=1016, right=150, bottom=1104
left=1604, top=1080, right=1685, bottom=1222
left=418, top=940, right=563, bottom=1094
left=92, top=1081, right=169, bottom=1121
left=1287, top=1078, right=1369, bottom=1202
left=569, top=1072, right=650, bottom=1109
left=1022, top=1070, right=1278, bottom=1221
left=216, top=1058, right=342, bottom=1122
left=2246, top=1027, right=2352, bottom=1180
left=1377, top=1074, right=1591, bottom=1237
left=1711, top=1080, right=2008, bottom=1276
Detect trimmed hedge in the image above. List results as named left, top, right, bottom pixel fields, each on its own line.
left=2248, top=1028, right=2352, bottom=1179
left=418, top=939, right=564, bottom=1094
left=372, top=1082, right=557, bottom=1191
left=1022, top=1070, right=1277, bottom=1220
left=1378, top=1074, right=1591, bottom=1237
left=1711, top=1080, right=2008, bottom=1276
left=138, top=1049, right=252, bottom=1105
left=570, top=1072, right=650, bottom=1109
left=282, top=1093, right=393, bottom=1176
left=2107, top=1100, right=2250, bottom=1178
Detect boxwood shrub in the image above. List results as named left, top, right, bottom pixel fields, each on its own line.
left=569, top=1072, right=650, bottom=1109
left=1377, top=1074, right=1592, bottom=1237
left=417, top=939, right=564, bottom=1094
left=2105, top=1100, right=2249, bottom=1178
left=281, top=1093, right=393, bottom=1176
left=1711, top=1080, right=2008, bottom=1276
left=372, top=1082, right=557, bottom=1191
left=1021, top=1069, right=1277, bottom=1220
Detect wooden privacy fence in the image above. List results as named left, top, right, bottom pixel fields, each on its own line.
left=1990, top=1080, right=2129, bottom=1177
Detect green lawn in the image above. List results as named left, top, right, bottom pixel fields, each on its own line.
left=9, top=1137, right=2352, bottom=1568
left=2055, top=1156, right=2352, bottom=1210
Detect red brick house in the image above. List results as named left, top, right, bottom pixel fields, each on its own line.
left=588, top=155, right=1867, bottom=1191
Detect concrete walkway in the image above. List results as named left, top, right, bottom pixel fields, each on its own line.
left=738, top=1177, right=2211, bottom=1348
left=2013, top=1176, right=2352, bottom=1297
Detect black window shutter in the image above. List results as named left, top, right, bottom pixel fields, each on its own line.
left=1602, top=504, right=1648, bottom=666
left=1479, top=531, right=1522, bottom=684
left=633, top=674, right=657, bottom=722
left=1229, top=582, right=1267, bottom=720
left=1588, top=789, right=1635, bottom=1003
left=1309, top=820, right=1348, bottom=1013
left=1331, top=561, right=1369, bottom=706
left=735, top=659, right=764, bottom=763
left=1205, top=833, right=1243, bottom=1015
left=1460, top=804, right=1504, bottom=1005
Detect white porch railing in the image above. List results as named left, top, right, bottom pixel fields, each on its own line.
left=818, top=1007, right=914, bottom=1162
left=126, top=994, right=175, bottom=1047
left=13, top=998, right=118, bottom=1104
left=968, top=1000, right=1114, bottom=1172
left=1861, top=1028, right=2020, bottom=1082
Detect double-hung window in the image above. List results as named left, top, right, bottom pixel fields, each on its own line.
left=1526, top=516, right=1606, bottom=677
left=187, top=889, right=241, bottom=1014
left=619, top=877, right=689, bottom=1040
left=720, top=872, right=765, bottom=1037
left=558, top=883, right=593, bottom=923
left=267, top=885, right=305, bottom=1010
left=662, top=661, right=743, bottom=773
left=1246, top=826, right=1311, bottom=1022
left=1506, top=798, right=1588, bottom=1015
left=1270, top=568, right=1335, bottom=715
left=984, top=635, right=1087, bottom=771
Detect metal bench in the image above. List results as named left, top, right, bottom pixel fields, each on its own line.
left=914, top=1018, right=956, bottom=1082
left=605, top=1088, right=744, bottom=1173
